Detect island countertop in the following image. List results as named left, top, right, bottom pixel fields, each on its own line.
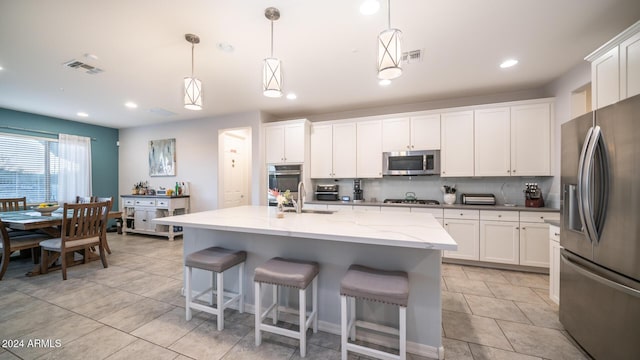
left=154, top=205, right=457, bottom=251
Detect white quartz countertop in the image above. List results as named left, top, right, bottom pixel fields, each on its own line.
left=154, top=205, right=457, bottom=250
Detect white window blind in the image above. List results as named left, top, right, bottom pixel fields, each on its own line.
left=0, top=133, right=59, bottom=204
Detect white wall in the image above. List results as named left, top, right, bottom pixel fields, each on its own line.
left=118, top=111, right=264, bottom=212
left=544, top=61, right=592, bottom=206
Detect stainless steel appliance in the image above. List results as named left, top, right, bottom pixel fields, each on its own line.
left=560, top=94, right=640, bottom=360
left=382, top=150, right=440, bottom=176
left=315, top=184, right=339, bottom=201
left=353, top=179, right=363, bottom=203
left=267, top=164, right=302, bottom=206
left=383, top=198, right=440, bottom=205
left=461, top=193, right=496, bottom=205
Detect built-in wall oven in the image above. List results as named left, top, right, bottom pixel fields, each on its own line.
left=267, top=164, right=302, bottom=206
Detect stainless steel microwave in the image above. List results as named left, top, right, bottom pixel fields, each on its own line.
left=382, top=150, right=440, bottom=176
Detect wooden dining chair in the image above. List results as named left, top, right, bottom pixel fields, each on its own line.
left=1, top=219, right=50, bottom=280
left=0, top=197, right=28, bottom=212
left=39, top=201, right=110, bottom=280
left=94, top=196, right=113, bottom=254
left=75, top=196, right=95, bottom=204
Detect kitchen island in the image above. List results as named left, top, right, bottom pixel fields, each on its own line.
left=154, top=205, right=456, bottom=359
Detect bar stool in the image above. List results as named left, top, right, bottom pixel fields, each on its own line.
left=185, top=246, right=247, bottom=331
left=254, top=257, right=319, bottom=358
left=340, top=264, right=409, bottom=360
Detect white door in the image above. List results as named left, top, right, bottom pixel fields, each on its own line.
left=284, top=123, right=305, bottom=163
left=474, top=107, right=511, bottom=176
left=411, top=114, right=441, bottom=150
left=441, top=111, right=474, bottom=177
left=592, top=47, right=620, bottom=110
left=382, top=117, right=410, bottom=152
left=620, top=31, right=640, bottom=99
left=479, top=220, right=519, bottom=264
left=443, top=219, right=479, bottom=260
left=310, top=124, right=333, bottom=178
left=221, top=130, right=249, bottom=209
left=510, top=103, right=551, bottom=176
left=519, top=222, right=550, bottom=267
left=265, top=125, right=284, bottom=164
left=332, top=122, right=357, bottom=178
left=357, top=120, right=383, bottom=178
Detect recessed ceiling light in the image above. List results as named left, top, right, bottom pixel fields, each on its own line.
left=360, top=0, right=380, bottom=15
left=77, top=112, right=89, bottom=117
left=217, top=42, right=234, bottom=53
left=286, top=93, right=297, bottom=100
left=500, top=59, right=519, bottom=68
left=0, top=66, right=4, bottom=71
left=125, top=101, right=138, bottom=109
left=379, top=79, right=392, bottom=86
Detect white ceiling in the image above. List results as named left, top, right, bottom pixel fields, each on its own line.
left=1, top=0, right=639, bottom=129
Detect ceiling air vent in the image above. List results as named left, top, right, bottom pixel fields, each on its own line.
left=401, top=49, right=424, bottom=64
left=62, top=59, right=104, bottom=75
left=149, top=108, right=177, bottom=117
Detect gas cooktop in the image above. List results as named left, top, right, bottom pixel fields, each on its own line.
left=383, top=199, right=440, bottom=205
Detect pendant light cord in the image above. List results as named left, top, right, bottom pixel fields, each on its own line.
left=191, top=42, right=195, bottom=77
left=270, top=21, right=274, bottom=57
left=387, top=0, right=391, bottom=29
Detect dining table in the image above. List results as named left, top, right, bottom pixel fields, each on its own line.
left=0, top=208, right=123, bottom=276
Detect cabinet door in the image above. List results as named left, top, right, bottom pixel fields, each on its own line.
left=474, top=107, right=511, bottom=176
left=357, top=120, right=383, bottom=178
left=411, top=114, right=441, bottom=150
left=510, top=103, right=551, bottom=176
left=480, top=220, right=519, bottom=264
left=134, top=209, right=155, bottom=231
left=332, top=122, right=357, bottom=178
left=265, top=126, right=285, bottom=164
left=382, top=117, right=410, bottom=152
left=443, top=219, right=479, bottom=260
left=620, top=31, right=640, bottom=100
left=519, top=222, right=550, bottom=267
left=592, top=47, right=620, bottom=110
left=549, top=236, right=562, bottom=304
left=441, top=111, right=474, bottom=177
left=284, top=123, right=305, bottom=163
left=310, top=124, right=333, bottom=178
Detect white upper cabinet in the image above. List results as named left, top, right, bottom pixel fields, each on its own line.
left=310, top=122, right=356, bottom=179
left=357, top=120, right=383, bottom=178
left=510, top=103, right=551, bottom=176
left=587, top=20, right=640, bottom=109
left=474, top=107, right=511, bottom=176
left=265, top=120, right=306, bottom=164
left=382, top=115, right=440, bottom=152
left=441, top=110, right=474, bottom=177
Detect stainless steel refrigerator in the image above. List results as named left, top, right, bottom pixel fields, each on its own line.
left=560, top=94, right=640, bottom=359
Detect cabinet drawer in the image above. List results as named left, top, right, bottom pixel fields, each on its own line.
left=444, top=209, right=479, bottom=220
left=480, top=210, right=518, bottom=222
left=134, top=199, right=156, bottom=206
left=411, top=207, right=444, bottom=218
left=380, top=206, right=411, bottom=213
left=519, top=211, right=559, bottom=223
left=123, top=199, right=135, bottom=206
left=156, top=199, right=169, bottom=208
left=549, top=225, right=560, bottom=243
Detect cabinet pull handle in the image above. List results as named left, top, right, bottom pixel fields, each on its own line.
left=507, top=170, right=510, bottom=173
left=513, top=170, right=516, bottom=173
left=498, top=214, right=502, bottom=217
left=554, top=233, right=560, bottom=236
left=522, top=227, right=526, bottom=230
left=540, top=216, right=544, bottom=219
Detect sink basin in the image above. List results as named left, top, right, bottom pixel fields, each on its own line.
left=283, top=208, right=336, bottom=214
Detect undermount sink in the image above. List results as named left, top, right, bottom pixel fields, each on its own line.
left=283, top=208, right=336, bottom=214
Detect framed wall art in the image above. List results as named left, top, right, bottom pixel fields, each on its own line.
left=149, top=138, right=176, bottom=176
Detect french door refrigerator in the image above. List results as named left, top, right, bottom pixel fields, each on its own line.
left=560, top=94, right=640, bottom=359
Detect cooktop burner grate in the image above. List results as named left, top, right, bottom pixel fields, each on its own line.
left=383, top=199, right=440, bottom=205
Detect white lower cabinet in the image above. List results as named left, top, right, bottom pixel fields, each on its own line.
left=549, top=225, right=561, bottom=304
left=412, top=207, right=444, bottom=226
left=479, top=211, right=520, bottom=265
left=380, top=206, right=410, bottom=213
left=443, top=209, right=480, bottom=260
left=520, top=222, right=551, bottom=267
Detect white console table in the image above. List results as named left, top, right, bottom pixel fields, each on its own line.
left=121, top=195, right=190, bottom=241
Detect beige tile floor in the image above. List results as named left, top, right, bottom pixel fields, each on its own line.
left=0, top=233, right=591, bottom=360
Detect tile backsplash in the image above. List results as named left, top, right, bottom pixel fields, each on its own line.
left=311, top=176, right=558, bottom=208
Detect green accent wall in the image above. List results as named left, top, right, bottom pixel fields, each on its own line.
left=0, top=108, right=119, bottom=209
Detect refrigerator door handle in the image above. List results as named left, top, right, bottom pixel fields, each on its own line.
left=561, top=253, right=640, bottom=298
left=582, top=126, right=609, bottom=244
left=577, top=126, right=594, bottom=243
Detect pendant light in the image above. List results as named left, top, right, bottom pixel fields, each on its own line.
left=263, top=7, right=283, bottom=98
left=377, top=0, right=402, bottom=80
left=184, top=33, right=202, bottom=110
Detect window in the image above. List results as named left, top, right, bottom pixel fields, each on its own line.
left=0, top=133, right=59, bottom=204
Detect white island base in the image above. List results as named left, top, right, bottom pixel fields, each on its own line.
left=155, top=206, right=457, bottom=359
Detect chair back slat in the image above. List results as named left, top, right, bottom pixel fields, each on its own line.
left=75, top=196, right=95, bottom=204
left=0, top=197, right=28, bottom=212
left=61, top=201, right=109, bottom=251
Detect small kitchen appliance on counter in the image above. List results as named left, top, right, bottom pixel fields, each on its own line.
left=353, top=179, right=364, bottom=203
left=461, top=193, right=496, bottom=205
left=315, top=184, right=339, bottom=201
left=524, top=183, right=544, bottom=207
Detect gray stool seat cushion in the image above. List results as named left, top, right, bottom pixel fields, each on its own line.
left=254, top=257, right=319, bottom=289
left=340, top=264, right=409, bottom=307
left=185, top=247, right=247, bottom=273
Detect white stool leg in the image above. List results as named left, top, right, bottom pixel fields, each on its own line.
left=217, top=271, right=224, bottom=331
left=209, top=270, right=215, bottom=306
left=255, top=282, right=262, bottom=346
left=185, top=266, right=192, bottom=321
left=272, top=284, right=279, bottom=325
left=312, top=276, right=318, bottom=333
left=349, top=297, right=356, bottom=341
left=239, top=262, right=245, bottom=313
left=299, top=286, right=307, bottom=358
left=399, top=306, right=407, bottom=360
left=341, top=295, right=348, bottom=360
